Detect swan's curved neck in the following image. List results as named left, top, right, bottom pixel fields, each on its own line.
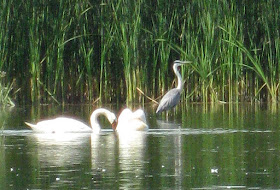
left=90, top=108, right=112, bottom=133
left=173, top=64, right=183, bottom=91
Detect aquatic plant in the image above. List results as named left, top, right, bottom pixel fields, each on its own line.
left=0, top=72, right=15, bottom=107
left=0, top=0, right=279, bottom=104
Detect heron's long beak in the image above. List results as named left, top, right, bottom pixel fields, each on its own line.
left=180, top=60, right=192, bottom=64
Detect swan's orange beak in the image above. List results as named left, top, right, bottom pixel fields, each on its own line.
left=112, top=120, right=117, bottom=131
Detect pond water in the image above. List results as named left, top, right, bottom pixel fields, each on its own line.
left=1, top=103, right=280, bottom=189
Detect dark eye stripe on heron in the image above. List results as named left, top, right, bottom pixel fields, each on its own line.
left=156, top=60, right=191, bottom=114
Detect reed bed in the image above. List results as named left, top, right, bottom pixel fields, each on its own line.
left=0, top=0, right=279, bottom=105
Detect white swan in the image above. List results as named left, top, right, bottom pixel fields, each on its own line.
left=115, top=108, right=149, bottom=132
left=25, top=108, right=117, bottom=133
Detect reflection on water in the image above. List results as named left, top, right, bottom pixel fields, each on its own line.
left=90, top=132, right=148, bottom=189
left=1, top=104, right=280, bottom=189
left=90, top=133, right=117, bottom=188
left=27, top=133, right=92, bottom=189
left=27, top=133, right=91, bottom=167
left=117, top=132, right=147, bottom=189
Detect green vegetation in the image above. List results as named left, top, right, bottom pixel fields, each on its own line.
left=0, top=0, right=279, bottom=104
left=0, top=72, right=14, bottom=107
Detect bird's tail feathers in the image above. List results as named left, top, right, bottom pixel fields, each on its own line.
left=24, top=122, right=36, bottom=129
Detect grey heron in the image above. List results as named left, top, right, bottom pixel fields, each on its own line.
left=156, top=60, right=191, bottom=114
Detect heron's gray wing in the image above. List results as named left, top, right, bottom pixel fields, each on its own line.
left=156, top=89, right=181, bottom=114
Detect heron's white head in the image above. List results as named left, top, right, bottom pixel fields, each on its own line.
left=174, top=60, right=191, bottom=66
left=172, top=60, right=191, bottom=91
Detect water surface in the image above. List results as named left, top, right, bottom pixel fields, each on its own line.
left=1, top=104, right=280, bottom=189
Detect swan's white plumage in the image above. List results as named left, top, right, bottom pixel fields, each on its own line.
left=25, top=108, right=116, bottom=133
left=116, top=108, right=149, bottom=132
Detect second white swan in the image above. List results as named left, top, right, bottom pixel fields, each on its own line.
left=115, top=108, right=149, bottom=132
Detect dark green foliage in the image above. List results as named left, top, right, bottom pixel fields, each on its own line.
left=0, top=0, right=279, bottom=104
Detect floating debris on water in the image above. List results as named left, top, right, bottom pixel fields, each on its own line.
left=211, top=168, right=218, bottom=174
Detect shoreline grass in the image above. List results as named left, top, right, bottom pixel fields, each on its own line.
left=0, top=0, right=279, bottom=105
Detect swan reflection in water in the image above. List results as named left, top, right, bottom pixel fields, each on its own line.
left=90, top=131, right=147, bottom=187
left=27, top=129, right=147, bottom=188
left=116, top=131, right=147, bottom=187
left=28, top=133, right=92, bottom=167
left=26, top=133, right=92, bottom=189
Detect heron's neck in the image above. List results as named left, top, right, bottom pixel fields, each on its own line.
left=90, top=108, right=112, bottom=133
left=173, top=64, right=183, bottom=91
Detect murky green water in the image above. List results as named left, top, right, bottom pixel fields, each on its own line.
left=1, top=104, right=280, bottom=189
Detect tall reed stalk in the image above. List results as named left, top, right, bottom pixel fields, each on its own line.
left=0, top=0, right=279, bottom=104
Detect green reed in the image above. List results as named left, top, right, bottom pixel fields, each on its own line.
left=0, top=0, right=279, bottom=104
left=0, top=72, right=14, bottom=107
